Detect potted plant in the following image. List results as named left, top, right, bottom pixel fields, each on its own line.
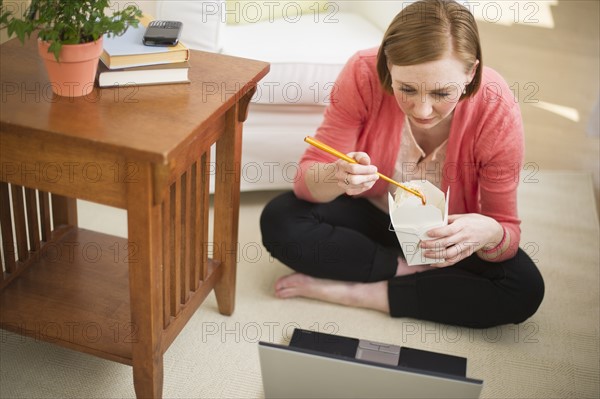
left=0, top=0, right=142, bottom=97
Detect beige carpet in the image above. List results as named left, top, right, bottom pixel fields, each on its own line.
left=0, top=171, right=598, bottom=398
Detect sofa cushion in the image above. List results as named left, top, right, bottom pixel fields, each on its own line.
left=222, top=11, right=383, bottom=105
left=224, top=0, right=328, bottom=24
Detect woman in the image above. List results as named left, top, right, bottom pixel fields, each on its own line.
left=260, top=0, right=544, bottom=328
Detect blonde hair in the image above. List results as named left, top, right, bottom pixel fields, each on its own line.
left=377, top=0, right=482, bottom=99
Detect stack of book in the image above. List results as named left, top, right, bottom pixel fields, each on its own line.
left=98, top=15, right=190, bottom=88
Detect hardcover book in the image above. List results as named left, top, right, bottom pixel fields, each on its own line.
left=97, top=61, right=190, bottom=87
left=101, top=14, right=190, bottom=69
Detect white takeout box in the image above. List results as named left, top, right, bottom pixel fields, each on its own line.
left=388, top=180, right=450, bottom=266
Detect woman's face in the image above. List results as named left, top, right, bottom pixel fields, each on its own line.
left=389, top=55, right=478, bottom=130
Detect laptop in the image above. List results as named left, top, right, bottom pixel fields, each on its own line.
left=258, top=328, right=483, bottom=399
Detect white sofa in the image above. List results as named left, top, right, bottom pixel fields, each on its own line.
left=152, top=1, right=384, bottom=191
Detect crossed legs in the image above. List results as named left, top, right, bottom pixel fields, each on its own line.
left=260, top=192, right=545, bottom=328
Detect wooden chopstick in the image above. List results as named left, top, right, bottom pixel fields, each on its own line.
left=304, top=136, right=427, bottom=205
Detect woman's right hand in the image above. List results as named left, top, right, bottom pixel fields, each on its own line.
left=335, top=152, right=379, bottom=196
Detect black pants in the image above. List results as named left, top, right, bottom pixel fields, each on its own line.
left=260, top=191, right=545, bottom=328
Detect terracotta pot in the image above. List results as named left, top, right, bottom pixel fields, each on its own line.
left=37, top=37, right=104, bottom=97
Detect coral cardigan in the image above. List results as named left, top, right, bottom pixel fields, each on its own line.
left=294, top=48, right=524, bottom=261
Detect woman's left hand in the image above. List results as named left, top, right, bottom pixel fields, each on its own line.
left=419, top=213, right=504, bottom=267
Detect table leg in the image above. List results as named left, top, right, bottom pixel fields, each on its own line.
left=126, top=162, right=164, bottom=398
left=213, top=105, right=243, bottom=315
left=50, top=194, right=78, bottom=227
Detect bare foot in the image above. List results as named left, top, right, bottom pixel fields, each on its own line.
left=396, top=256, right=434, bottom=276
left=274, top=273, right=390, bottom=313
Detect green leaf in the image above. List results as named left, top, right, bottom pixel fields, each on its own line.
left=2, top=0, right=141, bottom=61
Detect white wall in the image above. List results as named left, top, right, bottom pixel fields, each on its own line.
left=589, top=95, right=600, bottom=137
left=109, top=0, right=157, bottom=17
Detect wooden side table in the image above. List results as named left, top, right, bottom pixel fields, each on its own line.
left=0, top=37, right=269, bottom=398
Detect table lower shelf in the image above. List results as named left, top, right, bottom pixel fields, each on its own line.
left=0, top=227, right=219, bottom=366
